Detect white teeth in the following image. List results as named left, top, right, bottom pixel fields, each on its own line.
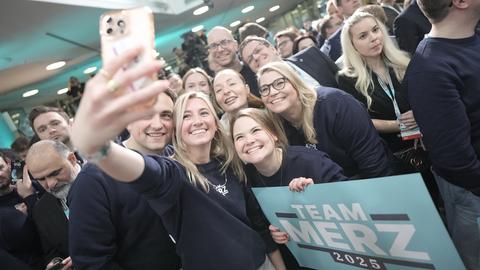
left=246, top=146, right=261, bottom=154
left=147, top=133, right=164, bottom=137
left=271, top=98, right=283, bottom=104
left=224, top=96, right=237, bottom=105
left=191, top=129, right=206, bottom=135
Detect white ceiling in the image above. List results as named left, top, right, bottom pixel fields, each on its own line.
left=0, top=0, right=306, bottom=111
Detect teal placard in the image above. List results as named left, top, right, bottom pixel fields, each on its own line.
left=252, top=174, right=465, bottom=270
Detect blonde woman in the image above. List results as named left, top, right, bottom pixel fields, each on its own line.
left=257, top=61, right=391, bottom=178
left=70, top=48, right=280, bottom=270
left=338, top=11, right=418, bottom=170
left=230, top=108, right=346, bottom=269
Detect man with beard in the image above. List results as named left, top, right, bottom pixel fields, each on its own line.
left=29, top=106, right=72, bottom=150
left=24, top=140, right=80, bottom=269
left=207, top=26, right=260, bottom=96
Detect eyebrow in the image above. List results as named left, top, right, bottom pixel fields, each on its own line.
left=35, top=168, right=62, bottom=181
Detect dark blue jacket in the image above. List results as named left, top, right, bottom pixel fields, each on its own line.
left=393, top=0, right=431, bottom=55
left=283, top=87, right=392, bottom=178
left=286, top=46, right=339, bottom=88
left=320, top=27, right=342, bottom=61
left=68, top=162, right=181, bottom=269
left=404, top=34, right=480, bottom=195
left=129, top=156, right=266, bottom=270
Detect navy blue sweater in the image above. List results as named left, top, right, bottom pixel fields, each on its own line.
left=68, top=162, right=181, bottom=270
left=129, top=156, right=266, bottom=270
left=404, top=34, right=480, bottom=195
left=245, top=146, right=347, bottom=270
left=283, top=87, right=392, bottom=178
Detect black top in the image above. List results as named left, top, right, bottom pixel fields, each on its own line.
left=404, top=34, right=480, bottom=194
left=245, top=146, right=347, bottom=269
left=240, top=64, right=260, bottom=97
left=129, top=156, right=266, bottom=270
left=338, top=70, right=412, bottom=152
left=69, top=161, right=181, bottom=270
left=0, top=189, right=44, bottom=270
left=283, top=87, right=392, bottom=178
left=393, top=0, right=431, bottom=55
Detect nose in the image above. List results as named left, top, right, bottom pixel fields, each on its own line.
left=45, top=177, right=58, bottom=191
left=245, top=133, right=255, bottom=144
left=149, top=114, right=164, bottom=129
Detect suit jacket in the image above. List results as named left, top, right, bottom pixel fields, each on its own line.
left=286, top=46, right=339, bottom=88
left=32, top=193, right=69, bottom=263
left=393, top=0, right=431, bottom=55
left=320, top=27, right=342, bottom=61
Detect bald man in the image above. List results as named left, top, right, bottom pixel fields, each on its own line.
left=207, top=26, right=260, bottom=96
left=25, top=140, right=79, bottom=269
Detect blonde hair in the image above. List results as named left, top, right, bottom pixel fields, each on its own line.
left=230, top=108, right=288, bottom=150
left=340, top=11, right=410, bottom=108
left=172, top=92, right=246, bottom=191
left=257, top=62, right=318, bottom=144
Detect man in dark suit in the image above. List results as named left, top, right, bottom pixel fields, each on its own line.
left=393, top=0, right=431, bottom=55
left=320, top=0, right=362, bottom=61
left=239, top=36, right=338, bottom=89
left=24, top=140, right=80, bottom=269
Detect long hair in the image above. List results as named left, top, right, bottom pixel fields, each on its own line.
left=172, top=92, right=246, bottom=192
left=213, top=69, right=264, bottom=112
left=257, top=62, right=318, bottom=144
left=339, top=11, right=410, bottom=108
left=181, top=67, right=213, bottom=92
left=230, top=108, right=289, bottom=151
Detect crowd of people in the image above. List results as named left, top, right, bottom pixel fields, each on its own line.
left=1, top=0, right=479, bottom=269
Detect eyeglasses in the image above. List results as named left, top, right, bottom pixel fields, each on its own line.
left=259, top=77, right=288, bottom=97
left=207, top=39, right=233, bottom=51
left=246, top=42, right=267, bottom=66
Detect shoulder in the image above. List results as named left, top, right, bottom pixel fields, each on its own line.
left=315, top=86, right=357, bottom=103
left=286, top=146, right=330, bottom=161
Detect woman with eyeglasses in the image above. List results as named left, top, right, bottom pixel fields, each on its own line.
left=230, top=107, right=347, bottom=269
left=337, top=12, right=418, bottom=173
left=257, top=61, right=392, bottom=179
left=212, top=69, right=264, bottom=131
left=70, top=48, right=281, bottom=270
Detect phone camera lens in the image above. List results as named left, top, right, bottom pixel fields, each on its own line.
left=106, top=16, right=113, bottom=24
left=106, top=28, right=113, bottom=34
left=117, top=20, right=125, bottom=28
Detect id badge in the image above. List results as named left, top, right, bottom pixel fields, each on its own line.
left=400, top=126, right=422, bottom=141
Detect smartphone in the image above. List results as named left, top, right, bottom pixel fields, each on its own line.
left=10, top=160, right=25, bottom=180
left=49, top=257, right=65, bottom=270
left=99, top=6, right=157, bottom=109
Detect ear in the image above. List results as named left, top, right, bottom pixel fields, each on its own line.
left=233, top=40, right=239, bottom=51
left=67, top=152, right=78, bottom=166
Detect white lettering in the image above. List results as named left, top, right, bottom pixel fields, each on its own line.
left=291, top=204, right=306, bottom=219
left=314, top=222, right=351, bottom=250
left=305, top=204, right=322, bottom=219
left=279, top=220, right=324, bottom=245
left=375, top=224, right=431, bottom=260
left=338, top=203, right=368, bottom=221
left=341, top=223, right=387, bottom=255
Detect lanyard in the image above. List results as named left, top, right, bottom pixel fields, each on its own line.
left=377, top=71, right=402, bottom=119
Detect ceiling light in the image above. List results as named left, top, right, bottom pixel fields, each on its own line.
left=11, top=113, right=20, bottom=119
left=193, top=5, right=209, bottom=15
left=241, top=5, right=254, bottom=14
left=269, top=5, right=280, bottom=12
left=165, top=66, right=172, bottom=71
left=57, top=88, right=69, bottom=95
left=23, top=89, right=39, bottom=98
left=256, top=17, right=265, bottom=23
left=84, top=66, right=97, bottom=74
left=46, top=61, right=66, bottom=71
left=230, top=20, right=241, bottom=28
left=192, top=25, right=204, bottom=32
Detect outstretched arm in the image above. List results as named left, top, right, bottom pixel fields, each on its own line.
left=70, top=46, right=168, bottom=182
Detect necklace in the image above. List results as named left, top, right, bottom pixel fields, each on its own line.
left=210, top=172, right=229, bottom=196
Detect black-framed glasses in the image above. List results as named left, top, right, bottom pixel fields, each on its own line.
left=246, top=42, right=267, bottom=66
left=259, top=77, right=288, bottom=97
left=207, top=39, right=233, bottom=51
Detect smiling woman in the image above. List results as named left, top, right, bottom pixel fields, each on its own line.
left=230, top=107, right=346, bottom=270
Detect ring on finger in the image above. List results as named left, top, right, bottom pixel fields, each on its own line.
left=107, top=79, right=120, bottom=93
left=99, top=68, right=112, bottom=80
